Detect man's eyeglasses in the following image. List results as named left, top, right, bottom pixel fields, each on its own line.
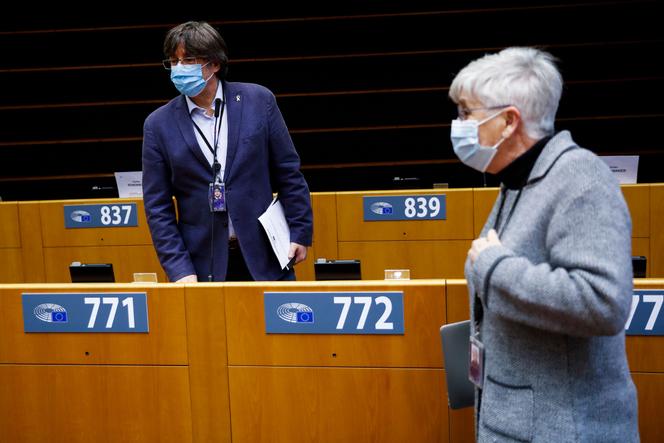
left=162, top=56, right=206, bottom=70
left=457, top=105, right=511, bottom=120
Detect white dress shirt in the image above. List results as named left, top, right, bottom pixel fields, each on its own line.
left=185, top=82, right=235, bottom=238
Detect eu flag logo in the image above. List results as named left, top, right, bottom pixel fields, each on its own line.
left=51, top=311, right=68, bottom=322
left=296, top=311, right=314, bottom=323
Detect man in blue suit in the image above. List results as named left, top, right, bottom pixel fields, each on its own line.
left=142, top=21, right=313, bottom=282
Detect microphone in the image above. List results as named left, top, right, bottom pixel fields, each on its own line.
left=208, top=98, right=223, bottom=281
left=214, top=98, right=222, bottom=118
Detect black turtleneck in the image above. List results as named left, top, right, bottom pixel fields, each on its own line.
left=494, top=135, right=553, bottom=189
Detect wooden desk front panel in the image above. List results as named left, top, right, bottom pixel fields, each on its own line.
left=632, top=373, right=664, bottom=443
left=0, top=249, right=23, bottom=283
left=651, top=184, right=664, bottom=277
left=43, top=245, right=166, bottom=283
left=39, top=199, right=153, bottom=247
left=0, top=203, right=23, bottom=282
left=225, top=281, right=446, bottom=367
left=0, top=365, right=192, bottom=443
left=0, top=284, right=187, bottom=365
left=336, top=189, right=474, bottom=241
left=312, top=192, right=338, bottom=259
left=472, top=188, right=499, bottom=237
left=0, top=202, right=20, bottom=247
left=622, top=185, right=650, bottom=239
left=184, top=286, right=231, bottom=443
left=339, top=240, right=470, bottom=280
left=228, top=366, right=447, bottom=443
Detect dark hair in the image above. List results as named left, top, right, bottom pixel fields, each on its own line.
left=163, top=21, right=229, bottom=79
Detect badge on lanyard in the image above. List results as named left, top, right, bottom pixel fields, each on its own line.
left=469, top=335, right=485, bottom=389
left=208, top=182, right=226, bottom=212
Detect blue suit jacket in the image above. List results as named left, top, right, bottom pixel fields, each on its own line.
left=142, top=81, right=313, bottom=281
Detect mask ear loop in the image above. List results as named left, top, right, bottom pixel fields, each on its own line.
left=200, top=62, right=216, bottom=83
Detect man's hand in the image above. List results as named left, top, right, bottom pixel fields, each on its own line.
left=468, top=229, right=501, bottom=264
left=288, top=242, right=308, bottom=265
left=175, top=274, right=198, bottom=283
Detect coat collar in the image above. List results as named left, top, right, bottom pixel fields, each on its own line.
left=223, top=81, right=243, bottom=181
left=526, top=130, right=578, bottom=185
left=174, top=95, right=210, bottom=170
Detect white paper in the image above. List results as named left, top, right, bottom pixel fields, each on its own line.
left=114, top=171, right=143, bottom=198
left=599, top=156, right=639, bottom=184
left=258, top=198, right=291, bottom=269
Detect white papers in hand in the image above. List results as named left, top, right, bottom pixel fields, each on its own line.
left=258, top=197, right=291, bottom=269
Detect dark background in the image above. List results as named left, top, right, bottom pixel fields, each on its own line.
left=0, top=1, right=661, bottom=200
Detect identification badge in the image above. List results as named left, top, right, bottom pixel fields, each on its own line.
left=469, top=335, right=485, bottom=389
left=208, top=182, right=226, bottom=212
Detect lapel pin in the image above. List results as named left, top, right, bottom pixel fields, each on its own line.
left=235, top=94, right=241, bottom=102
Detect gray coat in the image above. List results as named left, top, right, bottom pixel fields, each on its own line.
left=466, top=131, right=639, bottom=442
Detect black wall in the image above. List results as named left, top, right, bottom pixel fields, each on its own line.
left=0, top=1, right=661, bottom=200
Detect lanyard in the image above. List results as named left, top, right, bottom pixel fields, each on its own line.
left=189, top=88, right=226, bottom=180
left=473, top=187, right=523, bottom=332
left=492, top=188, right=523, bottom=236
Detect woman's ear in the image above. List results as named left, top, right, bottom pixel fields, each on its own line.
left=502, top=106, right=521, bottom=139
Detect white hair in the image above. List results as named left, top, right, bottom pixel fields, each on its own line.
left=449, top=47, right=563, bottom=139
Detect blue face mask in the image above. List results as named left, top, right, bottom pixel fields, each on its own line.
left=450, top=110, right=506, bottom=172
left=170, top=62, right=213, bottom=97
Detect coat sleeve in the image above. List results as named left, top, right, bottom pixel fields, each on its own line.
left=471, top=176, right=633, bottom=337
left=142, top=118, right=197, bottom=281
left=265, top=91, right=313, bottom=246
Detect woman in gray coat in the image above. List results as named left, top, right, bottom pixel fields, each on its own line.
left=449, top=47, right=639, bottom=442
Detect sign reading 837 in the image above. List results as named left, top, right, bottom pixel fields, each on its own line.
left=64, top=203, right=138, bottom=228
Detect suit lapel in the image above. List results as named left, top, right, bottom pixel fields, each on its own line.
left=175, top=95, right=210, bottom=170
left=224, top=81, right=243, bottom=181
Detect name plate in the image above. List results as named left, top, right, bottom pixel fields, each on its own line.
left=264, top=291, right=404, bottom=334
left=64, top=203, right=138, bottom=228
left=625, top=289, right=664, bottom=335
left=22, top=293, right=149, bottom=333
left=363, top=195, right=446, bottom=221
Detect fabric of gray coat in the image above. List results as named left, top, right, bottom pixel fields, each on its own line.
left=465, top=131, right=639, bottom=442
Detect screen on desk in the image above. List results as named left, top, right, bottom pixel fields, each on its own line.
left=69, top=263, right=115, bottom=283
left=314, top=259, right=361, bottom=281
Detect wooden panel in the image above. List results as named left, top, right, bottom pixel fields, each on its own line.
left=0, top=284, right=187, bottom=365
left=312, top=192, right=338, bottom=258
left=18, top=201, right=45, bottom=282
left=446, top=280, right=471, bottom=324
left=294, top=247, right=316, bottom=281
left=40, top=198, right=153, bottom=247
left=336, top=189, right=474, bottom=241
left=228, top=366, right=447, bottom=443
left=225, top=281, right=446, bottom=367
left=339, top=240, right=470, bottom=279
left=472, top=188, right=499, bottom=237
left=0, top=365, right=192, bottom=443
left=632, top=373, right=664, bottom=443
left=622, top=184, right=650, bottom=238
left=0, top=249, right=23, bottom=283
left=43, top=245, right=166, bottom=283
left=0, top=202, right=20, bottom=247
left=449, top=407, right=475, bottom=443
left=651, top=185, right=664, bottom=278
left=185, top=285, right=231, bottom=443
left=626, top=280, right=664, bottom=372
